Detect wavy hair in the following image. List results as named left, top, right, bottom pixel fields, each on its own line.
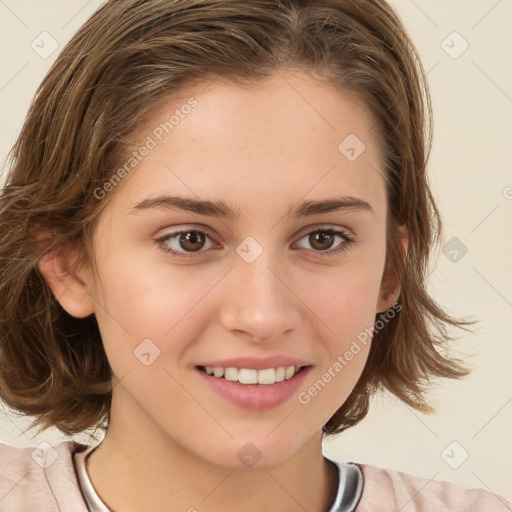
left=0, top=0, right=471, bottom=439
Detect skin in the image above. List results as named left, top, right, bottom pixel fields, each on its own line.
left=39, top=69, right=405, bottom=512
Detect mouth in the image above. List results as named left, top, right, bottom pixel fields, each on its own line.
left=196, top=364, right=310, bottom=385
left=195, top=364, right=313, bottom=410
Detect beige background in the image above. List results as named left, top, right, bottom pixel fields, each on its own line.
left=1, top=0, right=511, bottom=500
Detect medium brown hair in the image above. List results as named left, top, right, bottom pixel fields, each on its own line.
left=0, top=0, right=470, bottom=439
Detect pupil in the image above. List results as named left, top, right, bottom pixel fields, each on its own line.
left=311, top=231, right=333, bottom=250
left=180, top=231, right=204, bottom=252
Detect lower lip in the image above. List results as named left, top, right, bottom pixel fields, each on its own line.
left=195, top=366, right=312, bottom=410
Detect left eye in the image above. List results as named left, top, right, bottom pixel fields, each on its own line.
left=156, top=230, right=215, bottom=256
left=156, top=227, right=352, bottom=258
left=293, top=228, right=352, bottom=254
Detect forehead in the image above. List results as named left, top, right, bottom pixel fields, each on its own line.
left=105, top=70, right=386, bottom=219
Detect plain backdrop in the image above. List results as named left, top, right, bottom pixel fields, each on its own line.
left=1, top=0, right=511, bottom=499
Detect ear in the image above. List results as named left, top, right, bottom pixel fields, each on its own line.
left=37, top=243, right=95, bottom=318
left=376, top=224, right=408, bottom=313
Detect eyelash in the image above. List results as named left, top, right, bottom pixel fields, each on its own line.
left=155, top=226, right=354, bottom=259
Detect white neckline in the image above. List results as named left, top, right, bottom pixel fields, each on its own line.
left=72, top=443, right=363, bottom=512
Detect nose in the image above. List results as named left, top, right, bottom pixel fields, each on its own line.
left=218, top=251, right=301, bottom=343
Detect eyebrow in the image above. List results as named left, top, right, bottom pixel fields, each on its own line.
left=128, top=194, right=373, bottom=220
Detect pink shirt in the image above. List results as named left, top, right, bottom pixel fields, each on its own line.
left=0, top=440, right=510, bottom=511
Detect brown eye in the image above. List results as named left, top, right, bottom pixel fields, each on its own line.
left=308, top=230, right=336, bottom=251
left=294, top=227, right=352, bottom=255
left=157, top=229, right=215, bottom=257
left=179, top=231, right=206, bottom=252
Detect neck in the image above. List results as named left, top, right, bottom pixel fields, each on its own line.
left=86, top=390, right=337, bottom=512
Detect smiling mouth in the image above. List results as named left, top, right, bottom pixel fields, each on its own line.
left=196, top=365, right=310, bottom=385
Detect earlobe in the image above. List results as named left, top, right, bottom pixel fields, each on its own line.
left=37, top=244, right=95, bottom=318
left=376, top=225, right=408, bottom=313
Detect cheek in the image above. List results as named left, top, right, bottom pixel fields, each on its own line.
left=91, top=248, right=221, bottom=361
left=293, top=264, right=382, bottom=425
left=303, top=255, right=386, bottom=341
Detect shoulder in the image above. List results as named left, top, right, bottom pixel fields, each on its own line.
left=354, top=462, right=512, bottom=512
left=0, top=439, right=89, bottom=511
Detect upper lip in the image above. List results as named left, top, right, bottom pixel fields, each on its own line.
left=196, top=356, right=312, bottom=370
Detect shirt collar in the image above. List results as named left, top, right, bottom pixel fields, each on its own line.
left=73, top=444, right=363, bottom=512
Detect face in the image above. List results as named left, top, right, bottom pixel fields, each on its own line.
left=70, top=69, right=399, bottom=468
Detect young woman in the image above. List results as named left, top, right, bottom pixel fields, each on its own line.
left=0, top=1, right=510, bottom=510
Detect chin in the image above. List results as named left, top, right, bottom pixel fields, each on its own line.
left=191, top=429, right=311, bottom=470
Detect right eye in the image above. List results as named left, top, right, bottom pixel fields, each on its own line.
left=155, top=229, right=217, bottom=258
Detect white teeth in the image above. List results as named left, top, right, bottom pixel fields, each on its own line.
left=257, top=368, right=275, bottom=385
left=224, top=367, right=239, bottom=381
left=201, top=365, right=304, bottom=385
left=284, top=366, right=295, bottom=379
left=275, top=367, right=285, bottom=382
left=212, top=367, right=224, bottom=377
left=238, top=369, right=258, bottom=384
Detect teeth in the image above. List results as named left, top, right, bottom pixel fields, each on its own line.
left=285, top=366, right=295, bottom=379
left=257, top=368, right=275, bottom=385
left=212, top=367, right=224, bottom=377
left=239, top=369, right=258, bottom=384
left=203, top=365, right=302, bottom=385
left=224, top=367, right=239, bottom=381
